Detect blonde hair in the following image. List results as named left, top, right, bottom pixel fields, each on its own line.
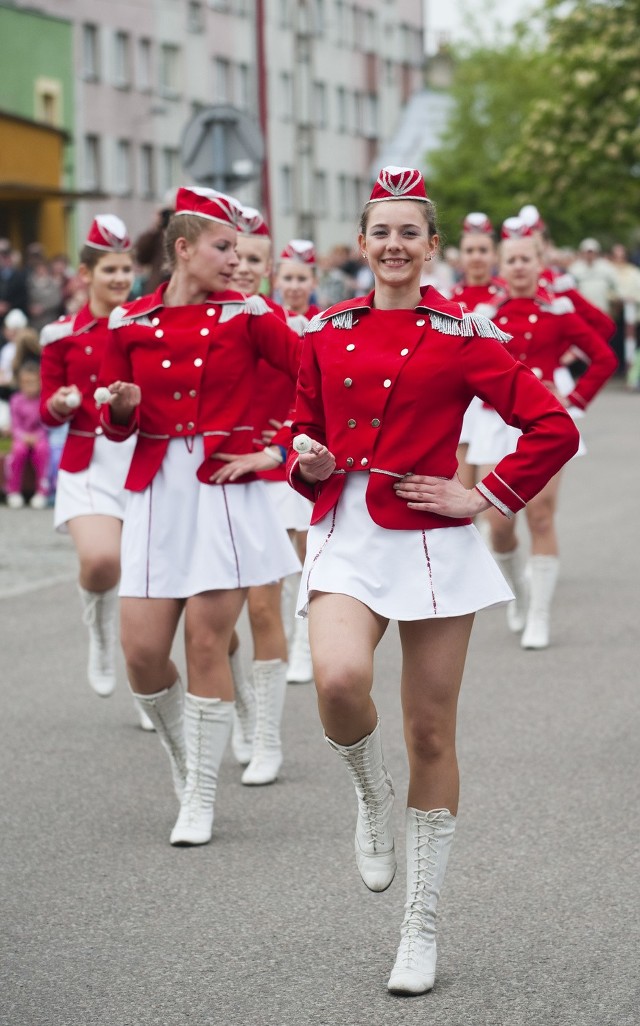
left=164, top=213, right=212, bottom=270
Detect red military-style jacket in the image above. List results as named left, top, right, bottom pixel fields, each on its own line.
left=450, top=277, right=507, bottom=311
left=286, top=286, right=580, bottom=529
left=99, top=284, right=301, bottom=491
left=543, top=272, right=616, bottom=343
left=40, top=304, right=112, bottom=472
left=476, top=292, right=618, bottom=410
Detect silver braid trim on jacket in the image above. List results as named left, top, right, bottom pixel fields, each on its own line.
left=428, top=311, right=512, bottom=342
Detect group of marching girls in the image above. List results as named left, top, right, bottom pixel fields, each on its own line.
left=37, top=165, right=616, bottom=999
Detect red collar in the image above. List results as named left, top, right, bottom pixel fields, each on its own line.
left=319, top=285, right=465, bottom=321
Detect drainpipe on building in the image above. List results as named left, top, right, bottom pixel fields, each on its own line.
left=255, top=0, right=272, bottom=228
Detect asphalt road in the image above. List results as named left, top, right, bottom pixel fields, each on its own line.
left=1, top=385, right=638, bottom=1026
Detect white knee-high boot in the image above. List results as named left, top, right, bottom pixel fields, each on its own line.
left=493, top=547, right=528, bottom=632
left=78, top=585, right=119, bottom=696
left=241, top=659, right=287, bottom=785
left=286, top=615, right=314, bottom=683
left=131, top=678, right=186, bottom=799
left=521, top=555, right=559, bottom=650
left=230, top=647, right=255, bottom=765
left=170, top=694, right=233, bottom=846
left=387, top=808, right=456, bottom=995
left=326, top=720, right=396, bottom=892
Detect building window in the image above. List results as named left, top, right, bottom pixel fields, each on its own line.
left=34, top=78, right=62, bottom=127
left=336, top=86, right=347, bottom=132
left=82, top=24, right=99, bottom=81
left=313, top=82, right=328, bottom=129
left=137, top=39, right=152, bottom=92
left=160, top=44, right=181, bottom=97
left=140, top=144, right=155, bottom=199
left=115, top=139, right=132, bottom=195
left=161, top=147, right=181, bottom=193
left=236, top=63, right=250, bottom=110
left=353, top=91, right=363, bottom=135
left=213, top=57, right=232, bottom=103
left=337, top=174, right=348, bottom=220
left=279, top=71, right=294, bottom=121
left=313, top=0, right=326, bottom=34
left=313, top=171, right=328, bottom=215
left=280, top=166, right=293, bottom=215
left=114, top=31, right=131, bottom=89
left=188, top=2, right=205, bottom=31
left=279, top=0, right=291, bottom=27
left=364, top=10, right=377, bottom=53
left=363, top=93, right=379, bottom=138
left=84, top=135, right=101, bottom=191
left=208, top=0, right=230, bottom=10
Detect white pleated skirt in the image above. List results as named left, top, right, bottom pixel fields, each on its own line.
left=297, top=473, right=513, bottom=621
left=264, top=479, right=313, bottom=532
left=459, top=395, right=483, bottom=446
left=120, top=436, right=301, bottom=599
left=54, top=434, right=135, bottom=532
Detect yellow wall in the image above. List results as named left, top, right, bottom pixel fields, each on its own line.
left=0, top=116, right=68, bottom=255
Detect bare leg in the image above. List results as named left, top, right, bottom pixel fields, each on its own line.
left=525, top=472, right=561, bottom=555
left=68, top=514, right=122, bottom=592
left=247, top=582, right=287, bottom=661
left=184, top=588, right=248, bottom=698
left=121, top=596, right=184, bottom=694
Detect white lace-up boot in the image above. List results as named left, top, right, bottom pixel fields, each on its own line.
left=326, top=720, right=396, bottom=892
left=170, top=694, right=233, bottom=846
left=241, top=659, right=287, bottom=785
left=521, top=555, right=559, bottom=650
left=286, top=615, right=314, bottom=683
left=78, top=585, right=119, bottom=696
left=387, top=807, right=456, bottom=995
left=230, top=647, right=255, bottom=765
left=493, top=547, right=528, bottom=632
left=135, top=703, right=156, bottom=731
left=131, top=678, right=187, bottom=799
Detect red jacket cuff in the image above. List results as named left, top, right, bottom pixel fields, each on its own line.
left=476, top=472, right=527, bottom=519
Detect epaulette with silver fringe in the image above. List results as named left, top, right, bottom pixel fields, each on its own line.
left=218, top=294, right=270, bottom=322
left=286, top=313, right=309, bottom=337
left=428, top=311, right=511, bottom=342
left=306, top=309, right=355, bottom=333
left=545, top=296, right=575, bottom=315
left=108, top=305, right=155, bottom=329
left=39, top=318, right=74, bottom=347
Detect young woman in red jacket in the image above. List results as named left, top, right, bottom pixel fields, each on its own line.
left=283, top=167, right=580, bottom=996
left=40, top=216, right=139, bottom=708
left=97, top=187, right=301, bottom=846
left=467, top=219, right=617, bottom=649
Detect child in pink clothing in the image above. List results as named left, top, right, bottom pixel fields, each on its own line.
left=5, top=362, right=50, bottom=508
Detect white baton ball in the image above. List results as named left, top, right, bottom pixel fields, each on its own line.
left=293, top=433, right=313, bottom=454
left=93, top=386, right=112, bottom=406
left=65, top=392, right=81, bottom=408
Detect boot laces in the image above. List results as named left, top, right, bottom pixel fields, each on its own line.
left=350, top=746, right=393, bottom=849
left=401, top=813, right=447, bottom=951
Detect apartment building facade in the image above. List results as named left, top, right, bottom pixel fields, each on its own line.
left=5, top=0, right=425, bottom=255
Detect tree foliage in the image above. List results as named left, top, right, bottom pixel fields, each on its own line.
left=427, top=0, right=640, bottom=247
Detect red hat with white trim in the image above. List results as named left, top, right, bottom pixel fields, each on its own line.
left=501, top=216, right=534, bottom=239
left=518, top=204, right=545, bottom=231
left=238, top=205, right=270, bottom=237
left=368, top=166, right=429, bottom=203
left=280, top=239, right=316, bottom=265
left=462, top=211, right=493, bottom=234
left=86, top=214, right=131, bottom=252
left=174, top=186, right=241, bottom=228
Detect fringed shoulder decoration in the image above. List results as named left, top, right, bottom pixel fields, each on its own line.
left=108, top=306, right=154, bottom=330
left=429, top=311, right=511, bottom=342
left=546, top=296, right=575, bottom=316
left=218, top=294, right=270, bottom=323
left=550, top=273, right=576, bottom=294
left=39, top=318, right=74, bottom=347
left=287, top=313, right=309, bottom=337
left=306, top=309, right=355, bottom=334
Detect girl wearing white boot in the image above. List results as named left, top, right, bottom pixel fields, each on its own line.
left=467, top=220, right=617, bottom=649
left=285, top=167, right=580, bottom=995
left=39, top=216, right=145, bottom=718
left=98, top=187, right=301, bottom=845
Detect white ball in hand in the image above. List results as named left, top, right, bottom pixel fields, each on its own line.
left=65, top=392, right=81, bottom=408
left=532, top=367, right=543, bottom=379
left=293, top=434, right=313, bottom=454
left=93, top=387, right=112, bottom=406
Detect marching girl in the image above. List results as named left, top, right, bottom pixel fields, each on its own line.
left=467, top=218, right=617, bottom=649
left=228, top=206, right=311, bottom=785
left=39, top=217, right=141, bottom=709
left=98, top=187, right=301, bottom=846
left=450, top=212, right=506, bottom=489
left=285, top=166, right=579, bottom=995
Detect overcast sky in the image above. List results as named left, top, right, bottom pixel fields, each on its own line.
left=425, top=0, right=538, bottom=53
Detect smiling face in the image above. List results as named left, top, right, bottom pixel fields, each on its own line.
left=81, top=252, right=134, bottom=315
left=460, top=233, right=496, bottom=285
left=359, top=199, right=437, bottom=294
left=275, top=259, right=316, bottom=314
left=500, top=237, right=542, bottom=297
left=232, top=234, right=272, bottom=296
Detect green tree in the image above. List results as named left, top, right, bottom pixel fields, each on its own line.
left=502, top=0, right=640, bottom=245
left=426, top=23, right=554, bottom=246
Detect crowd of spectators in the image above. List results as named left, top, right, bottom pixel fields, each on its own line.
left=1, top=226, right=638, bottom=508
